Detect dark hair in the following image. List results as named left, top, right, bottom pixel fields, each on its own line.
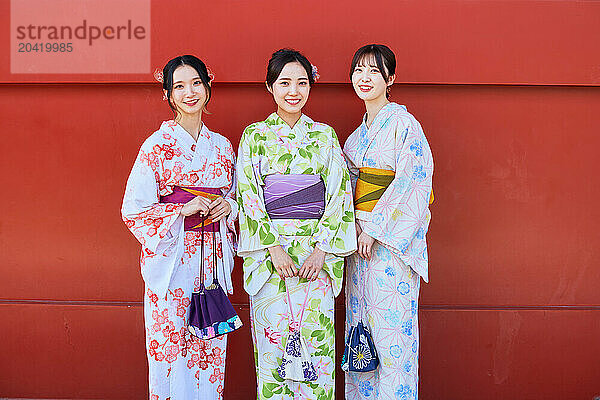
left=266, top=48, right=314, bottom=88
left=162, top=55, right=212, bottom=117
left=350, top=44, right=396, bottom=98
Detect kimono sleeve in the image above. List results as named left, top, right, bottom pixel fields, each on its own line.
left=223, top=173, right=239, bottom=243
left=343, top=134, right=360, bottom=195
left=236, top=124, right=281, bottom=256
left=311, top=127, right=357, bottom=257
left=121, top=141, right=185, bottom=296
left=362, top=115, right=433, bottom=279
left=221, top=139, right=239, bottom=241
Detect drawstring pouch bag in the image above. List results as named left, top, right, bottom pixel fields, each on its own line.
left=277, top=279, right=318, bottom=382
left=187, top=216, right=242, bottom=340
left=341, top=260, right=379, bottom=372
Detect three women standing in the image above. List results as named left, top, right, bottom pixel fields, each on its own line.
left=343, top=45, right=433, bottom=399
left=122, top=55, right=237, bottom=400
left=236, top=49, right=356, bottom=399
left=123, top=45, right=432, bottom=400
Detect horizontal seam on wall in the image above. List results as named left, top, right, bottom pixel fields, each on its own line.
left=0, top=81, right=600, bottom=88
left=0, top=299, right=599, bottom=310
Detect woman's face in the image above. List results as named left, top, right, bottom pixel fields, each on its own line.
left=166, top=65, right=208, bottom=118
left=351, top=55, right=393, bottom=102
left=268, top=62, right=310, bottom=116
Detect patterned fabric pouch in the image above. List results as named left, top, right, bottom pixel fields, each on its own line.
left=341, top=260, right=379, bottom=372
left=277, top=280, right=318, bottom=382
left=187, top=217, right=243, bottom=340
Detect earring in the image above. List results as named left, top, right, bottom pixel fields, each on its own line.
left=162, top=93, right=168, bottom=101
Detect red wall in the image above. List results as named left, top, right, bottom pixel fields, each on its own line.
left=1, top=1, right=599, bottom=399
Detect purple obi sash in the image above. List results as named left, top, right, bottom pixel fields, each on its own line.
left=160, top=186, right=221, bottom=232
left=263, top=174, right=325, bottom=220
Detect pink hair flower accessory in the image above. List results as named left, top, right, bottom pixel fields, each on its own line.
left=153, top=67, right=164, bottom=83
left=311, top=64, right=320, bottom=82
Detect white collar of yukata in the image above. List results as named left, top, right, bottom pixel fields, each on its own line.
left=160, top=120, right=214, bottom=146
left=266, top=112, right=314, bottom=128
left=362, top=102, right=407, bottom=127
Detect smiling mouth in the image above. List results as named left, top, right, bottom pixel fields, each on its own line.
left=285, top=98, right=301, bottom=105
left=358, top=86, right=372, bottom=92
left=183, top=99, right=200, bottom=106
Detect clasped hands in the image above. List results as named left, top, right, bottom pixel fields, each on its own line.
left=268, top=245, right=325, bottom=281
left=180, top=195, right=231, bottom=222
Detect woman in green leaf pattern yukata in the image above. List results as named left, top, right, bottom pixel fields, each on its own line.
left=236, top=48, right=357, bottom=399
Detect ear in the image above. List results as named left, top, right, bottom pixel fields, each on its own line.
left=387, top=74, right=396, bottom=86
left=265, top=81, right=273, bottom=94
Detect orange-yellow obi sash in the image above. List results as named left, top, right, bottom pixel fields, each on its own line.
left=355, top=167, right=395, bottom=212
left=355, top=167, right=434, bottom=212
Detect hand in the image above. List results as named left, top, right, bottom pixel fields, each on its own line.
left=356, top=222, right=363, bottom=238
left=268, top=245, right=297, bottom=278
left=180, top=195, right=211, bottom=217
left=207, top=197, right=231, bottom=222
left=298, top=246, right=326, bottom=281
left=357, top=231, right=375, bottom=260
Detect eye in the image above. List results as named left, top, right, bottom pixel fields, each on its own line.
left=193, top=80, right=202, bottom=85
left=370, top=68, right=380, bottom=74
left=299, top=81, right=307, bottom=86
left=174, top=84, right=183, bottom=89
left=279, top=81, right=289, bottom=86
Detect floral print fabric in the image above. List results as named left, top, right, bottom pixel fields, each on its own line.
left=122, top=121, right=238, bottom=400
left=343, top=103, right=433, bottom=400
left=237, top=113, right=357, bottom=399
left=237, top=113, right=356, bottom=296
left=345, top=251, right=420, bottom=400
left=250, top=272, right=335, bottom=400
left=344, top=103, right=433, bottom=282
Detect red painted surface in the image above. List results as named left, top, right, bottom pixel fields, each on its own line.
left=1, top=1, right=599, bottom=399
left=2, top=1, right=600, bottom=84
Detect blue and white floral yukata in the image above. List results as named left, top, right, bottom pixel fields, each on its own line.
left=343, top=103, right=433, bottom=400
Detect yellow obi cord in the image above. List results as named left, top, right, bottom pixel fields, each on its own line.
left=355, top=167, right=395, bottom=212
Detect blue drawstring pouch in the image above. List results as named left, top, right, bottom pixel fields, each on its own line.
left=341, top=258, right=379, bottom=372
left=341, top=320, right=379, bottom=372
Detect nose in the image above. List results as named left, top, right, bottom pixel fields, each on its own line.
left=288, top=83, right=299, bottom=94
left=184, top=84, right=194, bottom=96
left=360, top=70, right=371, bottom=82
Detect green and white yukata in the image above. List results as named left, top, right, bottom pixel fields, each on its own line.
left=237, top=113, right=357, bottom=400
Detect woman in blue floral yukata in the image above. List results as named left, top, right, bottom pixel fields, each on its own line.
left=343, top=44, right=434, bottom=400
left=236, top=48, right=357, bottom=400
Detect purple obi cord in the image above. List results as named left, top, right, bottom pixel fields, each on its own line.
left=263, top=174, right=325, bottom=219
left=160, top=186, right=221, bottom=232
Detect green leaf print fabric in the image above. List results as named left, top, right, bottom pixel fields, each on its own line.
left=236, top=113, right=357, bottom=296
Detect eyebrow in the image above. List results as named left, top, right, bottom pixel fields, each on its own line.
left=173, top=76, right=201, bottom=84
left=356, top=63, right=378, bottom=68
left=277, top=77, right=309, bottom=82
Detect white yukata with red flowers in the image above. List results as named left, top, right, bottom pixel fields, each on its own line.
left=122, top=120, right=238, bottom=400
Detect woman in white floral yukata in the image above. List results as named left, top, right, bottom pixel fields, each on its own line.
left=122, top=55, right=238, bottom=400
left=237, top=48, right=357, bottom=400
left=343, top=44, right=434, bottom=400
